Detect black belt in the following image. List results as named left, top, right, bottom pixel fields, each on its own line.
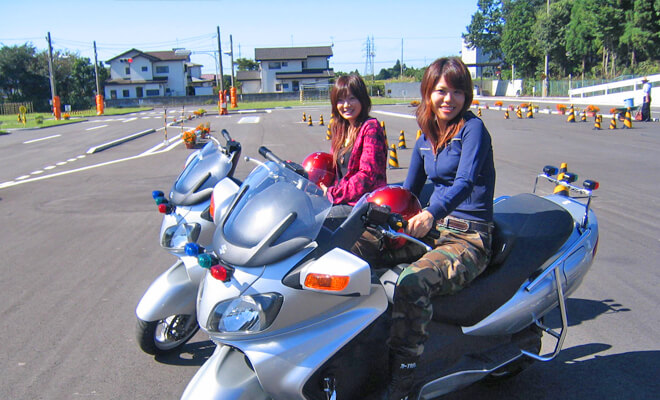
left=436, top=216, right=493, bottom=234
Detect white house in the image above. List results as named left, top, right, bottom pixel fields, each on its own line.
left=237, top=46, right=334, bottom=94
left=104, top=49, right=213, bottom=99
left=461, top=40, right=501, bottom=80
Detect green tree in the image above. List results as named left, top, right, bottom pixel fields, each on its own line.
left=533, top=0, right=572, bottom=78
left=463, top=0, right=505, bottom=61
left=620, top=0, right=660, bottom=69
left=235, top=57, right=259, bottom=71
left=565, top=0, right=600, bottom=80
left=0, top=44, right=48, bottom=102
left=501, top=0, right=543, bottom=79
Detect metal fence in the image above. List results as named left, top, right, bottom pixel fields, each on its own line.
left=0, top=102, right=34, bottom=115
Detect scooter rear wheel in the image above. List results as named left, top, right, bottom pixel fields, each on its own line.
left=136, top=314, right=199, bottom=355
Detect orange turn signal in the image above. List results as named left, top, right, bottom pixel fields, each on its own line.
left=304, top=273, right=350, bottom=292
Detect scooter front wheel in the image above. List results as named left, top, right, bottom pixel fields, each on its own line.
left=136, top=314, right=199, bottom=355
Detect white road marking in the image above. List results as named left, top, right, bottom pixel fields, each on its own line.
left=0, top=150, right=174, bottom=189
left=30, top=170, right=44, bottom=175
left=373, top=110, right=416, bottom=119
left=44, top=166, right=56, bottom=170
left=23, top=134, right=61, bottom=144
left=238, top=116, right=261, bottom=124
left=123, top=117, right=137, bottom=123
left=85, top=125, right=108, bottom=131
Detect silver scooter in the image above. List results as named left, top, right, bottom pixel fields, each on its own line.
left=135, top=130, right=241, bottom=355
left=181, top=149, right=599, bottom=399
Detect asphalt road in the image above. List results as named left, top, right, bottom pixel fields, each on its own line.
left=1, top=105, right=658, bottom=399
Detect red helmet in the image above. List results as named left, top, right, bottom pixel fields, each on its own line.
left=366, top=185, right=422, bottom=249
left=302, top=152, right=335, bottom=187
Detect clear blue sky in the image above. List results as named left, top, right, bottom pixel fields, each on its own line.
left=1, top=0, right=477, bottom=74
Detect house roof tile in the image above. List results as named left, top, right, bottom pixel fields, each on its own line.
left=255, top=46, right=333, bottom=61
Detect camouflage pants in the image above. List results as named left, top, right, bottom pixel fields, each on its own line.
left=389, top=226, right=493, bottom=357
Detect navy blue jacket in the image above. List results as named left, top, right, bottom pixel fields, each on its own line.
left=404, top=112, right=495, bottom=222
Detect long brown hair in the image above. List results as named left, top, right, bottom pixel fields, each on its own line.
left=330, top=75, right=371, bottom=167
left=416, top=58, right=473, bottom=152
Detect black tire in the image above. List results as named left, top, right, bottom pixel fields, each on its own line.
left=483, top=324, right=543, bottom=384
left=136, top=314, right=199, bottom=355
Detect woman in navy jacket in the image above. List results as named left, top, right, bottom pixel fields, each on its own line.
left=384, top=57, right=496, bottom=400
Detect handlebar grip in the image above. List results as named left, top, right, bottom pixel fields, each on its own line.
left=258, top=146, right=289, bottom=168
left=221, top=129, right=232, bottom=143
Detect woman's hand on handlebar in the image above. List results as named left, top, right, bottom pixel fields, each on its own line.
left=406, top=210, right=434, bottom=238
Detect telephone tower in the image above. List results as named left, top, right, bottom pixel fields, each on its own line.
left=364, top=35, right=375, bottom=77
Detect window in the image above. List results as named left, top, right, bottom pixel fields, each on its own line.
left=110, top=90, right=117, bottom=99
left=125, top=67, right=130, bottom=75
left=302, top=61, right=307, bottom=69
left=269, top=62, right=282, bottom=69
left=283, top=83, right=289, bottom=89
left=122, top=89, right=130, bottom=97
left=282, top=62, right=288, bottom=67
left=141, top=66, right=148, bottom=72
left=146, top=89, right=160, bottom=96
left=156, top=66, right=169, bottom=74
left=275, top=83, right=282, bottom=91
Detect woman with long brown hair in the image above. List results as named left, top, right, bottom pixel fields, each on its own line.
left=320, top=74, right=387, bottom=212
left=383, top=57, right=496, bottom=400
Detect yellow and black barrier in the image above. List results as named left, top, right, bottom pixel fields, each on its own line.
left=398, top=130, right=407, bottom=149
left=388, top=144, right=400, bottom=169
left=567, top=105, right=576, bottom=123
left=609, top=115, right=617, bottom=130
left=624, top=108, right=633, bottom=129
left=553, top=162, right=570, bottom=196
left=593, top=115, right=601, bottom=130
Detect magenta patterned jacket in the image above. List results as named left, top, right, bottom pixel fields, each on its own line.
left=327, top=118, right=388, bottom=205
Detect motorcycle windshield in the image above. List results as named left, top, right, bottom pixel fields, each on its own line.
left=217, top=161, right=331, bottom=267
left=171, top=141, right=230, bottom=205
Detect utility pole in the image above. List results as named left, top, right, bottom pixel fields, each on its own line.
left=46, top=32, right=61, bottom=120
left=216, top=26, right=224, bottom=95
left=542, top=0, right=550, bottom=97
left=46, top=32, right=57, bottom=103
left=229, top=34, right=235, bottom=88
left=93, top=41, right=100, bottom=96
left=400, top=38, right=404, bottom=77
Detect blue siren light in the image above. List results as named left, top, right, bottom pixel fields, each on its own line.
left=184, top=242, right=202, bottom=257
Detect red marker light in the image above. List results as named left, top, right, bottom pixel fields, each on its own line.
left=158, top=203, right=168, bottom=213
left=584, top=180, right=599, bottom=190
left=127, top=58, right=133, bottom=63
left=210, top=265, right=231, bottom=282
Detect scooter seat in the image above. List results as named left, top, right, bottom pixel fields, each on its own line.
left=431, top=193, right=574, bottom=327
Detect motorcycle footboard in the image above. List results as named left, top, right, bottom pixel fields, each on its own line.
left=181, top=345, right=268, bottom=400
left=418, top=342, right=523, bottom=399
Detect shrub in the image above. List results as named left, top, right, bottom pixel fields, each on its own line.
left=410, top=100, right=420, bottom=107
left=556, top=104, right=567, bottom=112
left=35, top=115, right=44, bottom=124
left=62, top=113, right=71, bottom=120
left=586, top=105, right=600, bottom=113
left=183, top=130, right=196, bottom=144
left=494, top=100, right=503, bottom=107
left=519, top=103, right=529, bottom=109
left=471, top=100, right=480, bottom=105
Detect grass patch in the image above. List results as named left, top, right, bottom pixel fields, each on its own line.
left=0, top=107, right=153, bottom=130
